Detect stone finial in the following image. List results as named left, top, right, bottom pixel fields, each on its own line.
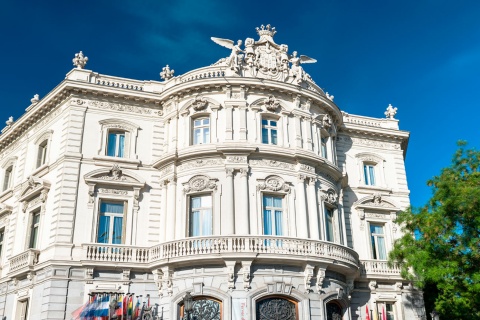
left=30, top=94, right=39, bottom=104
left=72, top=51, right=88, bottom=69
left=5, top=116, right=13, bottom=127
left=325, top=92, right=334, bottom=101
left=160, top=65, right=174, bottom=80
left=385, top=103, right=398, bottom=119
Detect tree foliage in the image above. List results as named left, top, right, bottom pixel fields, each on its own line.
left=389, top=142, right=480, bottom=319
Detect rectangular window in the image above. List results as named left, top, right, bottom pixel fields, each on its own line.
left=263, top=195, right=283, bottom=236
left=36, top=141, right=48, bottom=168
left=0, top=228, right=4, bottom=257
left=321, top=137, right=328, bottom=158
left=370, top=223, right=387, bottom=260
left=377, top=302, right=395, bottom=320
left=107, top=131, right=125, bottom=157
left=364, top=164, right=376, bottom=186
left=325, top=206, right=334, bottom=242
left=29, top=211, right=40, bottom=249
left=3, top=166, right=12, bottom=191
left=261, top=119, right=278, bottom=145
left=193, top=118, right=210, bottom=145
left=15, top=299, right=29, bottom=320
left=189, top=195, right=212, bottom=236
left=97, top=201, right=125, bottom=244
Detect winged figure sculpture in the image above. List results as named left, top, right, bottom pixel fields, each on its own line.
left=211, top=37, right=244, bottom=72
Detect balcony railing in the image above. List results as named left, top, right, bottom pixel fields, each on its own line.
left=8, top=249, right=40, bottom=275
left=82, top=236, right=359, bottom=269
left=360, top=259, right=401, bottom=277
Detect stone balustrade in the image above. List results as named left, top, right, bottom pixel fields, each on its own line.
left=82, top=236, right=359, bottom=269
left=8, top=249, right=40, bottom=275
left=360, top=259, right=401, bottom=277
left=96, top=75, right=144, bottom=91
left=178, top=66, right=226, bottom=83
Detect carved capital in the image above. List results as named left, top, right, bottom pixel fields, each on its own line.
left=239, top=168, right=248, bottom=177
left=225, top=168, right=234, bottom=178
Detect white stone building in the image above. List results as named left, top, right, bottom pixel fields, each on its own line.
left=0, top=25, right=425, bottom=319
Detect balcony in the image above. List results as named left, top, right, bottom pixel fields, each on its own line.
left=82, top=236, right=360, bottom=273
left=8, top=249, right=40, bottom=277
left=360, top=259, right=402, bottom=279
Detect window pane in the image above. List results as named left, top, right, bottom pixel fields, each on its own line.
left=377, top=236, right=387, bottom=260
left=118, top=134, right=125, bottom=158
left=194, top=119, right=201, bottom=126
left=201, top=209, right=213, bottom=236
left=112, top=217, right=123, bottom=244
left=107, top=133, right=117, bottom=156
left=261, top=128, right=269, bottom=144
left=203, top=128, right=210, bottom=143
left=325, top=208, right=334, bottom=241
left=263, top=209, right=272, bottom=235
left=270, top=120, right=277, bottom=127
left=201, top=195, right=212, bottom=207
left=369, top=166, right=376, bottom=185
left=273, top=196, right=282, bottom=208
left=101, top=202, right=124, bottom=214
left=191, top=197, right=201, bottom=209
left=203, top=118, right=209, bottom=125
left=263, top=196, right=273, bottom=207
left=3, top=167, right=12, bottom=191
left=194, top=128, right=201, bottom=144
left=261, top=119, right=268, bottom=125
left=370, top=224, right=384, bottom=234
left=274, top=210, right=283, bottom=236
left=97, top=215, right=110, bottom=243
left=271, top=130, right=278, bottom=145
left=190, top=211, right=200, bottom=237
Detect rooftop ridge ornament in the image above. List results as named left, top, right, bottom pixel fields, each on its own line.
left=30, top=94, right=39, bottom=105
left=256, top=24, right=277, bottom=42
left=160, top=65, right=174, bottom=81
left=73, top=51, right=88, bottom=69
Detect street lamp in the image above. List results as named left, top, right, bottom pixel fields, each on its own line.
left=182, top=292, right=194, bottom=320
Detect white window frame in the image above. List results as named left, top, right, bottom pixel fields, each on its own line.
left=15, top=299, right=29, bottom=320
left=98, top=119, right=140, bottom=160
left=324, top=204, right=335, bottom=242
left=261, top=118, right=279, bottom=145
left=1, top=157, right=16, bottom=193
left=27, top=209, right=41, bottom=249
left=364, top=163, right=376, bottom=186
left=192, top=117, right=211, bottom=145
left=96, top=200, right=126, bottom=244
left=356, top=153, right=386, bottom=188
left=376, top=301, right=397, bottom=320
left=106, top=130, right=126, bottom=158
left=188, top=193, right=213, bottom=237
left=369, top=222, right=387, bottom=260
left=33, top=130, right=53, bottom=171
left=262, top=194, right=284, bottom=236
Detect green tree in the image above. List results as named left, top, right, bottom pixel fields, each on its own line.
left=389, top=142, right=480, bottom=320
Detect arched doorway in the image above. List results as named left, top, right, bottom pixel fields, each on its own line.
left=256, top=296, right=298, bottom=320
left=179, top=296, right=222, bottom=320
left=326, top=301, right=343, bottom=320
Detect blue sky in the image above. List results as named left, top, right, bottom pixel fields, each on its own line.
left=1, top=1, right=479, bottom=207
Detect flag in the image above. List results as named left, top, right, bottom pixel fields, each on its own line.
left=116, top=295, right=124, bottom=319
left=134, top=296, right=141, bottom=318
left=372, top=304, right=379, bottom=320
left=122, top=295, right=128, bottom=319
left=71, top=301, right=87, bottom=320
left=95, top=295, right=109, bottom=320
left=127, top=295, right=133, bottom=320
left=147, top=294, right=150, bottom=308
left=382, top=306, right=387, bottom=320
left=366, top=305, right=371, bottom=320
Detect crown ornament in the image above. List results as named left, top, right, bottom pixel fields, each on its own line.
left=256, top=24, right=277, bottom=39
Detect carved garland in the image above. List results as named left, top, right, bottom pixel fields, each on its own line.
left=183, top=175, right=218, bottom=193
left=257, top=176, right=290, bottom=192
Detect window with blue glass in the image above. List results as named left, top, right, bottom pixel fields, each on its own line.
left=370, top=223, right=387, bottom=260
left=363, top=164, right=376, bottom=186
left=97, top=201, right=125, bottom=244
left=261, top=119, right=278, bottom=145
left=321, top=137, right=328, bottom=159
left=325, top=206, right=334, bottom=242
left=193, top=118, right=210, bottom=145
left=36, top=140, right=48, bottom=168
left=189, top=195, right=212, bottom=236
left=263, top=195, right=283, bottom=236
left=107, top=131, right=125, bottom=157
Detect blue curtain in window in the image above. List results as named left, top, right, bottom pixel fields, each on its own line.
left=377, top=237, right=387, bottom=259
left=112, top=217, right=123, bottom=244
left=264, top=210, right=272, bottom=235
left=274, top=210, right=282, bottom=236
left=97, top=215, right=110, bottom=243
left=101, top=202, right=124, bottom=214
left=202, top=209, right=212, bottom=236
left=261, top=128, right=269, bottom=144
left=118, top=134, right=125, bottom=157
left=107, top=133, right=117, bottom=156
left=271, top=129, right=278, bottom=145
left=369, top=166, right=375, bottom=185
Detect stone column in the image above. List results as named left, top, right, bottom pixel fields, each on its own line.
left=236, top=168, right=249, bottom=234
left=160, top=180, right=168, bottom=242
left=165, top=178, right=177, bottom=241
left=225, top=105, right=233, bottom=141
left=296, top=174, right=309, bottom=238
left=307, top=178, right=320, bottom=240
left=304, top=117, right=313, bottom=151
left=223, top=169, right=235, bottom=235
left=239, top=106, right=247, bottom=141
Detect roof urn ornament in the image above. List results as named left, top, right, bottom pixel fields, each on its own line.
left=30, top=94, right=39, bottom=104
left=385, top=104, right=398, bottom=119
left=160, top=65, right=175, bottom=80
left=72, top=51, right=88, bottom=69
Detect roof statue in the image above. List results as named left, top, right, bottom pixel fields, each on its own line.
left=211, top=24, right=317, bottom=85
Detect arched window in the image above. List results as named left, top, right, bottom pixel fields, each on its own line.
left=256, top=296, right=298, bottom=320
left=179, top=296, right=221, bottom=320
left=2, top=165, right=13, bottom=192
left=326, top=301, right=343, bottom=320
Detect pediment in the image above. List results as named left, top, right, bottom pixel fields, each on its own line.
left=84, top=164, right=145, bottom=188
left=354, top=193, right=399, bottom=211
left=19, top=176, right=51, bottom=202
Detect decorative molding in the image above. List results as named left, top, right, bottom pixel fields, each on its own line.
left=316, top=269, right=326, bottom=293
left=250, top=159, right=294, bottom=170
left=89, top=100, right=158, bottom=116
left=304, top=264, right=314, bottom=293
left=178, top=159, right=222, bottom=171
left=122, top=269, right=131, bottom=285
left=321, top=188, right=338, bottom=205
left=98, top=188, right=128, bottom=196
left=298, top=163, right=315, bottom=173
left=257, top=175, right=290, bottom=192
left=86, top=268, right=94, bottom=284
left=263, top=95, right=280, bottom=112
left=369, top=280, right=377, bottom=291
left=226, top=156, right=247, bottom=163
left=99, top=164, right=127, bottom=181
left=191, top=96, right=208, bottom=112
left=183, top=175, right=218, bottom=193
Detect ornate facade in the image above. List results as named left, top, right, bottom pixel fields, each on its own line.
left=0, top=25, right=425, bottom=319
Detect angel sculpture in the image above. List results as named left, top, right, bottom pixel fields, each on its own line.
left=211, top=37, right=244, bottom=73
left=289, top=51, right=317, bottom=84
